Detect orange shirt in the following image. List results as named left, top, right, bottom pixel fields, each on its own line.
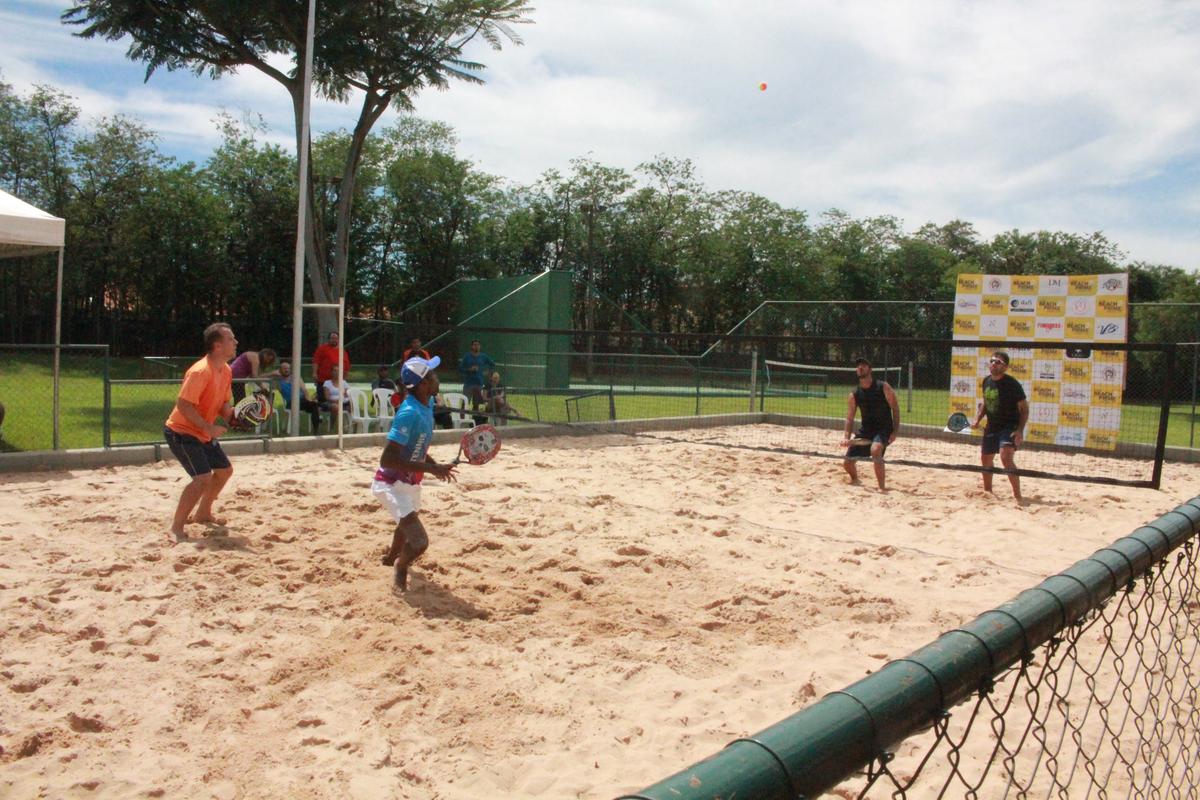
left=165, top=356, right=233, bottom=443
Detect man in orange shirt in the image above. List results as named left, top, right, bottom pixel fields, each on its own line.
left=312, top=332, right=351, bottom=405
left=163, top=323, right=237, bottom=541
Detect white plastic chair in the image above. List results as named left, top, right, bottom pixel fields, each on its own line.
left=372, top=387, right=396, bottom=430
left=440, top=392, right=473, bottom=429
left=348, top=388, right=374, bottom=434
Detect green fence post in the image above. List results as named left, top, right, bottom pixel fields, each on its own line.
left=103, top=348, right=112, bottom=449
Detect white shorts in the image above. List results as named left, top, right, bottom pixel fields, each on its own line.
left=371, top=479, right=422, bottom=522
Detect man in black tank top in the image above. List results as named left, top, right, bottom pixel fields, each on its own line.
left=842, top=357, right=900, bottom=490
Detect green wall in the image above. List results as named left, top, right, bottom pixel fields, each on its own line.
left=456, top=272, right=572, bottom=388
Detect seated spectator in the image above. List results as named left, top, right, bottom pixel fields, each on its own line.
left=483, top=371, right=517, bottom=425
left=230, top=347, right=279, bottom=403
left=402, top=337, right=430, bottom=363
left=371, top=365, right=397, bottom=392
left=432, top=393, right=454, bottom=430
left=278, top=361, right=321, bottom=433
left=321, top=365, right=352, bottom=413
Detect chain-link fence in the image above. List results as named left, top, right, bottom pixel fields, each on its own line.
left=0, top=344, right=109, bottom=452
left=619, top=498, right=1200, bottom=800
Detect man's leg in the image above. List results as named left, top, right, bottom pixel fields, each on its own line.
left=999, top=446, right=1022, bottom=502
left=843, top=457, right=860, bottom=484
left=981, top=453, right=995, bottom=492
left=192, top=466, right=232, bottom=524
left=385, top=512, right=429, bottom=592
left=870, top=442, right=886, bottom=490
left=171, top=473, right=212, bottom=539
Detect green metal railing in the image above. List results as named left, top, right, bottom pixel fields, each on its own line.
left=618, top=497, right=1200, bottom=799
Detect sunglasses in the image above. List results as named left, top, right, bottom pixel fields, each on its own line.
left=989, top=358, right=1006, bottom=365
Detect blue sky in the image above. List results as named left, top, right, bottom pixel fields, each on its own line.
left=4, top=0, right=1200, bottom=270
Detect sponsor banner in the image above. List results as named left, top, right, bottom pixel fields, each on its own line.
left=950, top=273, right=1127, bottom=452
left=948, top=396, right=976, bottom=416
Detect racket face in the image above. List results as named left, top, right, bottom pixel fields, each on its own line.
left=460, top=424, right=501, bottom=465
left=947, top=412, right=970, bottom=432
left=232, top=394, right=268, bottom=427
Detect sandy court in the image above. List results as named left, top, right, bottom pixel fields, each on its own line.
left=1, top=425, right=1199, bottom=799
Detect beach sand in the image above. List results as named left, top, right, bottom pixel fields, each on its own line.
left=1, top=427, right=1198, bottom=799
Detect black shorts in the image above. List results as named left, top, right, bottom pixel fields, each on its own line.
left=164, top=427, right=231, bottom=477
left=847, top=430, right=890, bottom=459
left=981, top=426, right=1018, bottom=455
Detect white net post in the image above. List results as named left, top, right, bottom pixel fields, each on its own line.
left=749, top=349, right=759, bottom=413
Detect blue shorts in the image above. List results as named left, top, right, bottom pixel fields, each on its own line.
left=981, top=426, right=1018, bottom=455
left=847, top=430, right=889, bottom=459
left=164, top=427, right=231, bottom=477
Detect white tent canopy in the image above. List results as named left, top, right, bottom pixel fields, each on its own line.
left=0, top=188, right=67, bottom=448
left=0, top=188, right=65, bottom=257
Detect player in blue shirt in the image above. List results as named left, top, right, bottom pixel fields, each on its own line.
left=371, top=355, right=457, bottom=593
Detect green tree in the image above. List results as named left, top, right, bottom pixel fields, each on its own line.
left=65, top=0, right=533, bottom=336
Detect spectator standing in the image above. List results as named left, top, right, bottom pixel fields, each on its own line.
left=163, top=322, right=237, bottom=541
left=278, top=361, right=322, bottom=434
left=458, top=339, right=495, bottom=412
left=402, top=337, right=430, bottom=362
left=230, top=347, right=279, bottom=403
left=312, top=332, right=350, bottom=405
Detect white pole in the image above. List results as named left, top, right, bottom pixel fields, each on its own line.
left=289, top=0, right=317, bottom=437
left=337, top=296, right=345, bottom=450
left=53, top=246, right=63, bottom=450
left=907, top=360, right=914, bottom=413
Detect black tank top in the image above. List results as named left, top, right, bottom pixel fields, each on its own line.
left=854, top=378, right=892, bottom=433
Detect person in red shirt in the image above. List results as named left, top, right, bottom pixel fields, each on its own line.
left=163, top=323, right=238, bottom=541
left=312, top=332, right=351, bottom=405
left=401, top=337, right=430, bottom=363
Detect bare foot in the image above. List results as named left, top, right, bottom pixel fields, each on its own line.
left=847, top=477, right=862, bottom=486
left=381, top=550, right=397, bottom=567
left=392, top=563, right=408, bottom=594
left=170, top=529, right=188, bottom=543
left=190, top=514, right=227, bottom=525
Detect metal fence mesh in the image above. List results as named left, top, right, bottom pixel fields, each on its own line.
left=850, top=541, right=1200, bottom=799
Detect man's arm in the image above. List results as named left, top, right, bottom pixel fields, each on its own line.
left=1015, top=399, right=1029, bottom=446
left=883, top=382, right=900, bottom=443
left=842, top=393, right=858, bottom=444
left=176, top=397, right=227, bottom=439
left=379, top=440, right=457, bottom=482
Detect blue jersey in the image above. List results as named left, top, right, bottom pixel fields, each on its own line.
left=377, top=394, right=434, bottom=485
left=459, top=352, right=495, bottom=388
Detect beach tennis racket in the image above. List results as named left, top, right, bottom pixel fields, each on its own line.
left=452, top=424, right=501, bottom=466
left=229, top=392, right=272, bottom=431
left=947, top=412, right=971, bottom=433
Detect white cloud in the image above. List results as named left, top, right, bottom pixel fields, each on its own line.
left=3, top=0, right=1199, bottom=269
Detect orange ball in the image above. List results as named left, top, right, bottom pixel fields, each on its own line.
left=759, top=82, right=768, bottom=91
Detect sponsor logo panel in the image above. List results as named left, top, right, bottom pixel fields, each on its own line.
left=1065, top=317, right=1094, bottom=339
left=1097, top=274, right=1127, bottom=294
left=953, top=315, right=980, bottom=337
left=948, top=397, right=976, bottom=416
left=980, top=315, right=1007, bottom=337
left=1055, top=428, right=1087, bottom=447
left=951, top=354, right=976, bottom=376
left=1062, top=361, right=1091, bottom=383
left=1068, top=297, right=1096, bottom=316
left=1011, top=276, right=1039, bottom=295
left=1035, top=319, right=1064, bottom=340
left=1060, top=383, right=1091, bottom=405
left=1040, top=275, right=1068, bottom=296
left=1008, top=359, right=1031, bottom=380
left=1031, top=381, right=1060, bottom=403
left=1086, top=430, right=1118, bottom=450
left=950, top=377, right=976, bottom=397
left=1028, top=424, right=1057, bottom=444
left=1094, top=319, right=1126, bottom=341
left=984, top=275, right=1010, bottom=294
left=956, top=295, right=981, bottom=314
left=1030, top=403, right=1059, bottom=425
left=1009, top=296, right=1036, bottom=314
left=1059, top=405, right=1089, bottom=427
left=957, top=274, right=983, bottom=294
left=1096, top=297, right=1126, bottom=317
left=1034, top=359, right=1062, bottom=381
left=1037, top=296, right=1065, bottom=316
left=1089, top=407, right=1122, bottom=430
left=982, top=295, right=1008, bottom=315
left=1068, top=275, right=1098, bottom=295
left=1091, top=385, right=1123, bottom=407
left=1008, top=316, right=1035, bottom=337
